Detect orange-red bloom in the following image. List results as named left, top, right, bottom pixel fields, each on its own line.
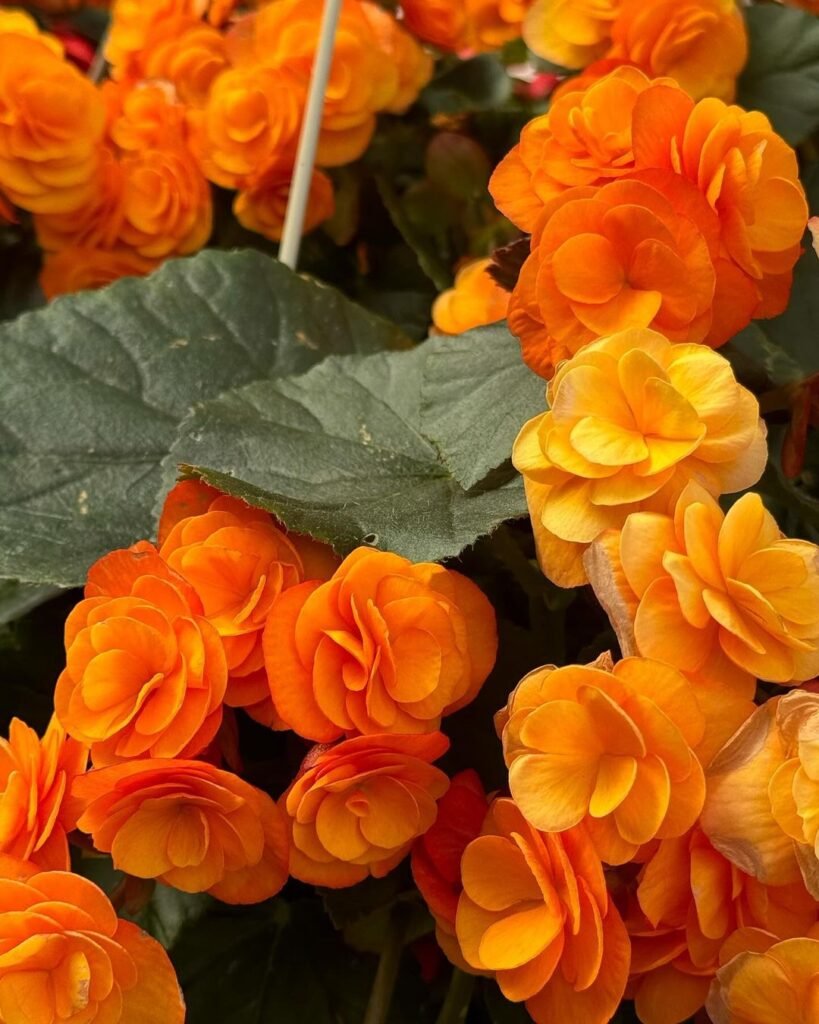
left=361, top=1, right=434, bottom=113
left=455, top=797, right=630, bottom=1023
left=264, top=547, right=497, bottom=741
left=490, top=67, right=671, bottom=233
left=432, top=259, right=510, bottom=335
left=587, top=484, right=819, bottom=685
left=0, top=869, right=184, bottom=1024
left=0, top=716, right=87, bottom=871
left=411, top=769, right=489, bottom=968
left=55, top=541, right=227, bottom=765
left=513, top=328, right=767, bottom=587
left=284, top=732, right=449, bottom=887
left=39, top=246, right=156, bottom=299
left=402, top=0, right=530, bottom=52
left=0, top=35, right=105, bottom=214
left=72, top=758, right=290, bottom=904
left=508, top=172, right=753, bottom=379
left=160, top=484, right=337, bottom=725
left=627, top=827, right=818, bottom=1024
left=498, top=654, right=706, bottom=864
left=706, top=935, right=819, bottom=1024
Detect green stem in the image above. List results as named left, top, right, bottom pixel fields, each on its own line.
left=435, top=969, right=476, bottom=1024
left=362, top=907, right=409, bottom=1024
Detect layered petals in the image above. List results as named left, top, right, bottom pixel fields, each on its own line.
left=72, top=758, right=289, bottom=904
left=283, top=733, right=450, bottom=887
left=498, top=654, right=706, bottom=864
left=55, top=541, right=228, bottom=765
left=455, top=797, right=630, bottom=1024
left=432, top=259, right=510, bottom=336
left=513, top=328, right=766, bottom=586
left=264, top=547, right=497, bottom=741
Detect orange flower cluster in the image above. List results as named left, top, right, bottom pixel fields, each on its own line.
left=491, top=67, right=807, bottom=380
left=524, top=0, right=747, bottom=102
left=0, top=0, right=433, bottom=298
left=0, top=478, right=489, bottom=915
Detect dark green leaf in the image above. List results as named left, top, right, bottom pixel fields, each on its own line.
left=132, top=885, right=212, bottom=949
left=420, top=325, right=544, bottom=489
left=167, top=342, right=528, bottom=564
left=421, top=55, right=513, bottom=115
left=737, top=5, right=819, bottom=145
left=0, top=250, right=409, bottom=586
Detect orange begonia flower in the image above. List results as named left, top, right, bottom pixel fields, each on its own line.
left=264, top=547, right=497, bottom=741
left=508, top=172, right=756, bottom=380
left=523, top=0, right=620, bottom=69
left=706, top=935, right=819, bottom=1024
left=191, top=64, right=304, bottom=189
left=608, top=0, right=747, bottom=102
left=160, top=486, right=338, bottom=725
left=0, top=35, right=105, bottom=215
left=432, top=259, right=510, bottom=335
left=55, top=541, right=228, bottom=766
left=587, top=484, right=819, bottom=685
left=497, top=654, right=706, bottom=864
left=0, top=716, right=87, bottom=871
left=490, top=67, right=673, bottom=234
left=283, top=732, right=450, bottom=888
left=632, top=89, right=808, bottom=321
left=455, top=797, right=630, bottom=1023
left=39, top=247, right=156, bottom=299
left=626, top=827, right=817, bottom=1024
left=235, top=0, right=399, bottom=167
left=512, top=328, right=767, bottom=587
left=411, top=769, right=489, bottom=969
left=234, top=164, right=335, bottom=243
left=400, top=0, right=529, bottom=53
left=360, top=2, right=434, bottom=113
left=0, top=869, right=184, bottom=1024
left=72, top=758, right=290, bottom=904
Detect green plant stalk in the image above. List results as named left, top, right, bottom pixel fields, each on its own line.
left=435, top=969, right=476, bottom=1024
left=362, top=906, right=410, bottom=1024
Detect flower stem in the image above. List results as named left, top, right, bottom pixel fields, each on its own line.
left=362, top=905, right=409, bottom=1024
left=435, top=969, right=475, bottom=1024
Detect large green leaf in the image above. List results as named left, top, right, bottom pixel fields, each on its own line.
left=166, top=335, right=530, bottom=563
left=0, top=250, right=408, bottom=586
left=738, top=5, right=819, bottom=145
left=420, top=325, right=544, bottom=489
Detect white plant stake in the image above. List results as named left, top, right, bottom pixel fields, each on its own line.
left=279, top=0, right=344, bottom=270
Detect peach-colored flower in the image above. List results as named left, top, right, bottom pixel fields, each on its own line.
left=455, top=797, right=630, bottom=1024
left=283, top=732, right=450, bottom=888
left=587, top=484, right=819, bottom=685
left=264, top=547, right=497, bottom=741
left=627, top=827, right=818, bottom=1024
left=513, top=328, right=767, bottom=587
left=706, top=935, right=819, bottom=1024
left=72, top=758, right=290, bottom=904
left=498, top=653, right=706, bottom=864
